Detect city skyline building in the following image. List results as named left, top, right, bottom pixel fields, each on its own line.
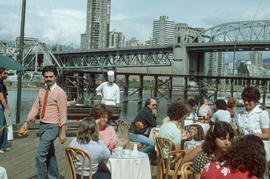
left=204, top=52, right=225, bottom=76
left=249, top=51, right=263, bottom=67
left=108, top=29, right=125, bottom=48
left=84, top=0, right=111, bottom=49
left=126, top=37, right=144, bottom=47
left=152, top=16, right=175, bottom=45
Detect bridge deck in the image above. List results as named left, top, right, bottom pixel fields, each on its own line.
left=1, top=129, right=157, bottom=179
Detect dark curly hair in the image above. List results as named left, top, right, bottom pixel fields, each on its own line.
left=42, top=65, right=58, bottom=77
left=167, top=100, right=191, bottom=122
left=219, top=135, right=266, bottom=178
left=90, top=104, right=110, bottom=120
left=241, top=87, right=260, bottom=103
left=202, top=121, right=234, bottom=155
left=215, top=99, right=227, bottom=110
left=77, top=117, right=99, bottom=144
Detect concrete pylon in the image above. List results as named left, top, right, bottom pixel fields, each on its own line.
left=172, top=23, right=189, bottom=87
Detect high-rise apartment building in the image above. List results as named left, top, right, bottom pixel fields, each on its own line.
left=84, top=0, right=111, bottom=49
left=204, top=52, right=225, bottom=76
left=249, top=51, right=263, bottom=67
left=109, top=29, right=125, bottom=48
left=152, top=16, right=175, bottom=45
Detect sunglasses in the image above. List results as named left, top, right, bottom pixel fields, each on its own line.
left=152, top=104, right=157, bottom=107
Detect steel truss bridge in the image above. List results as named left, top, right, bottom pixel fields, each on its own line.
left=1, top=20, right=270, bottom=69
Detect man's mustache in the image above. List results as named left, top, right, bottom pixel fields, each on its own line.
left=46, top=80, right=52, bottom=83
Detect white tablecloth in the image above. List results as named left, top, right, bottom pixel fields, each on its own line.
left=0, top=166, right=8, bottom=179
left=106, top=150, right=151, bottom=179
left=263, top=140, right=270, bottom=162
left=184, top=140, right=203, bottom=150
left=194, top=122, right=210, bottom=136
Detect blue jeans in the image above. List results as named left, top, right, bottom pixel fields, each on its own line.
left=0, top=107, right=8, bottom=150
left=130, top=133, right=155, bottom=156
left=36, top=124, right=60, bottom=179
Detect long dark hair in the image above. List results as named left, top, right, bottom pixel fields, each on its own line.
left=76, top=117, right=99, bottom=144
left=202, top=121, right=234, bottom=155
left=219, top=135, right=266, bottom=178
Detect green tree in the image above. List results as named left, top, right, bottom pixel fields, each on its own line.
left=238, top=62, right=249, bottom=77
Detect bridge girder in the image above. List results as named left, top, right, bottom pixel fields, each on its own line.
left=195, top=20, right=270, bottom=42
left=56, top=48, right=173, bottom=69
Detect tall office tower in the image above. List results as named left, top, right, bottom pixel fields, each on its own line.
left=85, top=0, right=111, bottom=49
left=204, top=52, right=225, bottom=76
left=152, top=16, right=175, bottom=45
left=249, top=51, right=263, bottom=67
left=109, top=29, right=125, bottom=48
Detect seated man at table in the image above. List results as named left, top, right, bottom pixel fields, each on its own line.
left=130, top=98, right=157, bottom=164
left=210, top=99, right=231, bottom=125
left=159, top=100, right=202, bottom=164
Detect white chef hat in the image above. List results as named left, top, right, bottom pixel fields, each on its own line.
left=107, top=71, right=114, bottom=82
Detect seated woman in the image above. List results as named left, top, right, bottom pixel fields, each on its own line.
left=192, top=121, right=234, bottom=179
left=198, top=98, right=212, bottom=120
left=90, top=104, right=118, bottom=150
left=201, top=135, right=266, bottom=179
left=210, top=100, right=232, bottom=125
left=69, top=117, right=111, bottom=179
left=158, top=100, right=201, bottom=164
left=236, top=87, right=270, bottom=140
left=184, top=98, right=198, bottom=126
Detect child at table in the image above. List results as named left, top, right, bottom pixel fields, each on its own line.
left=192, top=121, right=234, bottom=179
left=69, top=117, right=111, bottom=179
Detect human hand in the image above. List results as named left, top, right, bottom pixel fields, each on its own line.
left=7, top=109, right=11, bottom=117
left=59, top=134, right=67, bottom=144
left=152, top=109, right=157, bottom=117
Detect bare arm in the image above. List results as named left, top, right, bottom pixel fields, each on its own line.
left=59, top=123, right=67, bottom=144
left=256, top=128, right=270, bottom=140
left=0, top=92, right=11, bottom=117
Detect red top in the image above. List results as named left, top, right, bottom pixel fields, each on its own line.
left=201, top=161, right=258, bottom=179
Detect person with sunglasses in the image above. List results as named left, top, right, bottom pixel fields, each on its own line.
left=130, top=98, right=157, bottom=164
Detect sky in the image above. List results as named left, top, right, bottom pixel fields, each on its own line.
left=0, top=0, right=269, bottom=48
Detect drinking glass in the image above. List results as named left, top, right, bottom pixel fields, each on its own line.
left=189, top=127, right=197, bottom=142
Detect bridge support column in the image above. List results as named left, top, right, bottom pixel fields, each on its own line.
left=154, top=75, right=158, bottom=98
left=123, top=74, right=129, bottom=102
left=138, top=75, right=144, bottom=109
left=172, top=24, right=190, bottom=88
left=230, top=79, right=234, bottom=97
left=184, top=77, right=188, bottom=101
left=169, top=77, right=173, bottom=103
left=89, top=73, right=96, bottom=104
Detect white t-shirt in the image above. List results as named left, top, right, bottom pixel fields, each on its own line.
left=96, top=82, right=120, bottom=105
left=198, top=104, right=212, bottom=118
left=237, top=105, right=270, bottom=135
left=211, top=110, right=232, bottom=124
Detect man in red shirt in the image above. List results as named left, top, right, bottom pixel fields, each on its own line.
left=20, top=66, right=67, bottom=178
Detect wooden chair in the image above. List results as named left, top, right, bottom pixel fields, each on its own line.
left=117, top=120, right=143, bottom=151
left=156, top=136, right=188, bottom=179
left=151, top=128, right=161, bottom=178
left=65, top=146, right=92, bottom=179
left=181, top=161, right=193, bottom=179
